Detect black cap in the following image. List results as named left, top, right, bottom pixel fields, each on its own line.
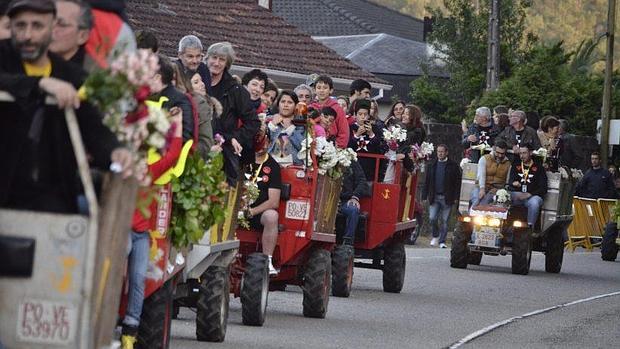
left=6, top=0, right=56, bottom=18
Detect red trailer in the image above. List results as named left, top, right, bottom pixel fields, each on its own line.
left=332, top=153, right=418, bottom=296
left=231, top=163, right=341, bottom=326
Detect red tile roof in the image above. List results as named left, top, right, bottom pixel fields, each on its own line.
left=125, top=0, right=386, bottom=84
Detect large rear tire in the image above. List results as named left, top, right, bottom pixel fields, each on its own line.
left=382, top=241, right=406, bottom=293
left=601, top=223, right=619, bottom=261
left=451, top=222, right=470, bottom=269
left=138, top=278, right=174, bottom=349
left=196, top=265, right=230, bottom=342
left=512, top=229, right=532, bottom=275
left=331, top=245, right=354, bottom=297
left=303, top=249, right=331, bottom=318
left=241, top=253, right=269, bottom=326
left=545, top=227, right=564, bottom=273
left=467, top=251, right=482, bottom=265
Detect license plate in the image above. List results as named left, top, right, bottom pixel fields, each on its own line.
left=472, top=227, right=500, bottom=248
left=285, top=200, right=310, bottom=220
left=16, top=299, right=78, bottom=345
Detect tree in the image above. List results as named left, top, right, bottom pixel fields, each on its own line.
left=410, top=0, right=536, bottom=123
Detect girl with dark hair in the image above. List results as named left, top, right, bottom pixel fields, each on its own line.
left=267, top=91, right=305, bottom=166
left=401, top=104, right=426, bottom=147
left=384, top=100, right=406, bottom=127
left=538, top=116, right=562, bottom=171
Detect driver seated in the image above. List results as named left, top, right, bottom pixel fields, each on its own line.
left=508, top=143, right=548, bottom=232
left=471, top=141, right=510, bottom=207
left=246, top=129, right=281, bottom=275
left=339, top=159, right=370, bottom=245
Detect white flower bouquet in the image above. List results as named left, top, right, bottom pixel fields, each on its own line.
left=493, top=189, right=511, bottom=205
left=298, top=136, right=357, bottom=178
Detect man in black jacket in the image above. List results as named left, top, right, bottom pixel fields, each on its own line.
left=206, top=41, right=259, bottom=185
left=339, top=160, right=370, bottom=245
left=422, top=144, right=461, bottom=248
left=0, top=0, right=131, bottom=213
left=575, top=151, right=617, bottom=199
left=509, top=143, right=548, bottom=229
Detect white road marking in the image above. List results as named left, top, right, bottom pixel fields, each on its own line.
left=448, top=290, right=620, bottom=348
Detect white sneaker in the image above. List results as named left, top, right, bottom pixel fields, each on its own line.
left=430, top=238, right=438, bottom=246
left=268, top=258, right=278, bottom=275
left=439, top=243, right=448, bottom=249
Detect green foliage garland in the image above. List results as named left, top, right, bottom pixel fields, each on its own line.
left=169, top=152, right=228, bottom=248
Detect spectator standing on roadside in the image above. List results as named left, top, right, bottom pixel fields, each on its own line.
left=422, top=144, right=461, bottom=248
left=575, top=152, right=618, bottom=199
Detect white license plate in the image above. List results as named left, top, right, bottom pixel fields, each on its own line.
left=16, top=299, right=78, bottom=345
left=472, top=227, right=500, bottom=248
left=285, top=200, right=310, bottom=220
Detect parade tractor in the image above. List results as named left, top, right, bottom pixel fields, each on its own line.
left=450, top=162, right=576, bottom=275
left=0, top=96, right=137, bottom=349
left=331, top=154, right=418, bottom=297
left=230, top=161, right=340, bottom=326
left=171, top=186, right=240, bottom=342
left=601, top=222, right=620, bottom=262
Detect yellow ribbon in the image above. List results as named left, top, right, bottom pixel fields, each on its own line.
left=149, top=229, right=166, bottom=261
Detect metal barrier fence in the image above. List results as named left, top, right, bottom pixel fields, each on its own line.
left=566, top=197, right=617, bottom=251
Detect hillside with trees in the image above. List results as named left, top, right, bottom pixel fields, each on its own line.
left=374, top=0, right=612, bottom=68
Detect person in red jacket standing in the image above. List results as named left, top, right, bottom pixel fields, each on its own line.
left=310, top=75, right=349, bottom=148
left=121, top=107, right=183, bottom=348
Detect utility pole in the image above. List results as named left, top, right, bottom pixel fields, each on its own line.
left=601, top=0, right=617, bottom=167
left=486, top=0, right=500, bottom=91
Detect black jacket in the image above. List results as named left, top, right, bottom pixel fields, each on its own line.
left=575, top=167, right=617, bottom=199
left=422, top=158, right=462, bottom=205
left=0, top=39, right=119, bottom=212
left=158, top=84, right=194, bottom=142
left=211, top=71, right=260, bottom=183
left=508, top=158, right=548, bottom=198
left=340, top=160, right=371, bottom=202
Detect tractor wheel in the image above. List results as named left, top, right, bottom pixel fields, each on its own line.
left=196, top=265, right=230, bottom=342
left=545, top=227, right=564, bottom=273
left=303, top=249, right=331, bottom=318
left=138, top=278, right=174, bottom=349
left=450, top=222, right=470, bottom=269
left=512, top=229, right=532, bottom=275
left=382, top=241, right=406, bottom=293
left=240, top=253, right=269, bottom=326
left=331, top=245, right=354, bottom=297
left=467, top=251, right=483, bottom=265
left=601, top=223, right=619, bottom=261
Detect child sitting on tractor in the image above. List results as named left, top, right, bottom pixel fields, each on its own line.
left=246, top=129, right=282, bottom=274
left=121, top=108, right=184, bottom=348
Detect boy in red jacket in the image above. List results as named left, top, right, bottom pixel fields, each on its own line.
left=310, top=75, right=349, bottom=148
left=121, top=107, right=183, bottom=348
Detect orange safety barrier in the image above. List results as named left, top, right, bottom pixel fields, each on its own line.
left=567, top=197, right=618, bottom=251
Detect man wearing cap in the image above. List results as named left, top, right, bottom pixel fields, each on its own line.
left=0, top=0, right=131, bottom=213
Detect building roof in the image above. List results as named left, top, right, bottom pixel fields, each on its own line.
left=125, top=0, right=389, bottom=87
left=314, top=33, right=447, bottom=77
left=272, top=0, right=425, bottom=42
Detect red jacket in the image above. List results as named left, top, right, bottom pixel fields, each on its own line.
left=310, top=98, right=349, bottom=148
left=132, top=137, right=183, bottom=232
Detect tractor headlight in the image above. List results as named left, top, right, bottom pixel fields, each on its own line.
left=487, top=218, right=502, bottom=227
left=461, top=216, right=472, bottom=223
left=513, top=220, right=524, bottom=228
left=472, top=216, right=486, bottom=226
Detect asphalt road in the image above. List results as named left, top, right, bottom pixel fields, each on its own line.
left=170, top=246, right=620, bottom=349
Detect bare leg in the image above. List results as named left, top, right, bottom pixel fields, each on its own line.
left=260, top=209, right=279, bottom=255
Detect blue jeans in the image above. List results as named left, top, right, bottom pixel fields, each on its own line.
left=340, top=202, right=360, bottom=240
left=470, top=187, right=494, bottom=207
left=123, top=231, right=150, bottom=327
left=510, top=192, right=543, bottom=226
left=429, top=195, right=452, bottom=243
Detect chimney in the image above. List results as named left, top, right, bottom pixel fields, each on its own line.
left=423, top=16, right=434, bottom=42
left=258, top=0, right=272, bottom=10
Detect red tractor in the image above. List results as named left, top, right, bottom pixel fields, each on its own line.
left=332, top=154, right=418, bottom=296
left=231, top=163, right=341, bottom=325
